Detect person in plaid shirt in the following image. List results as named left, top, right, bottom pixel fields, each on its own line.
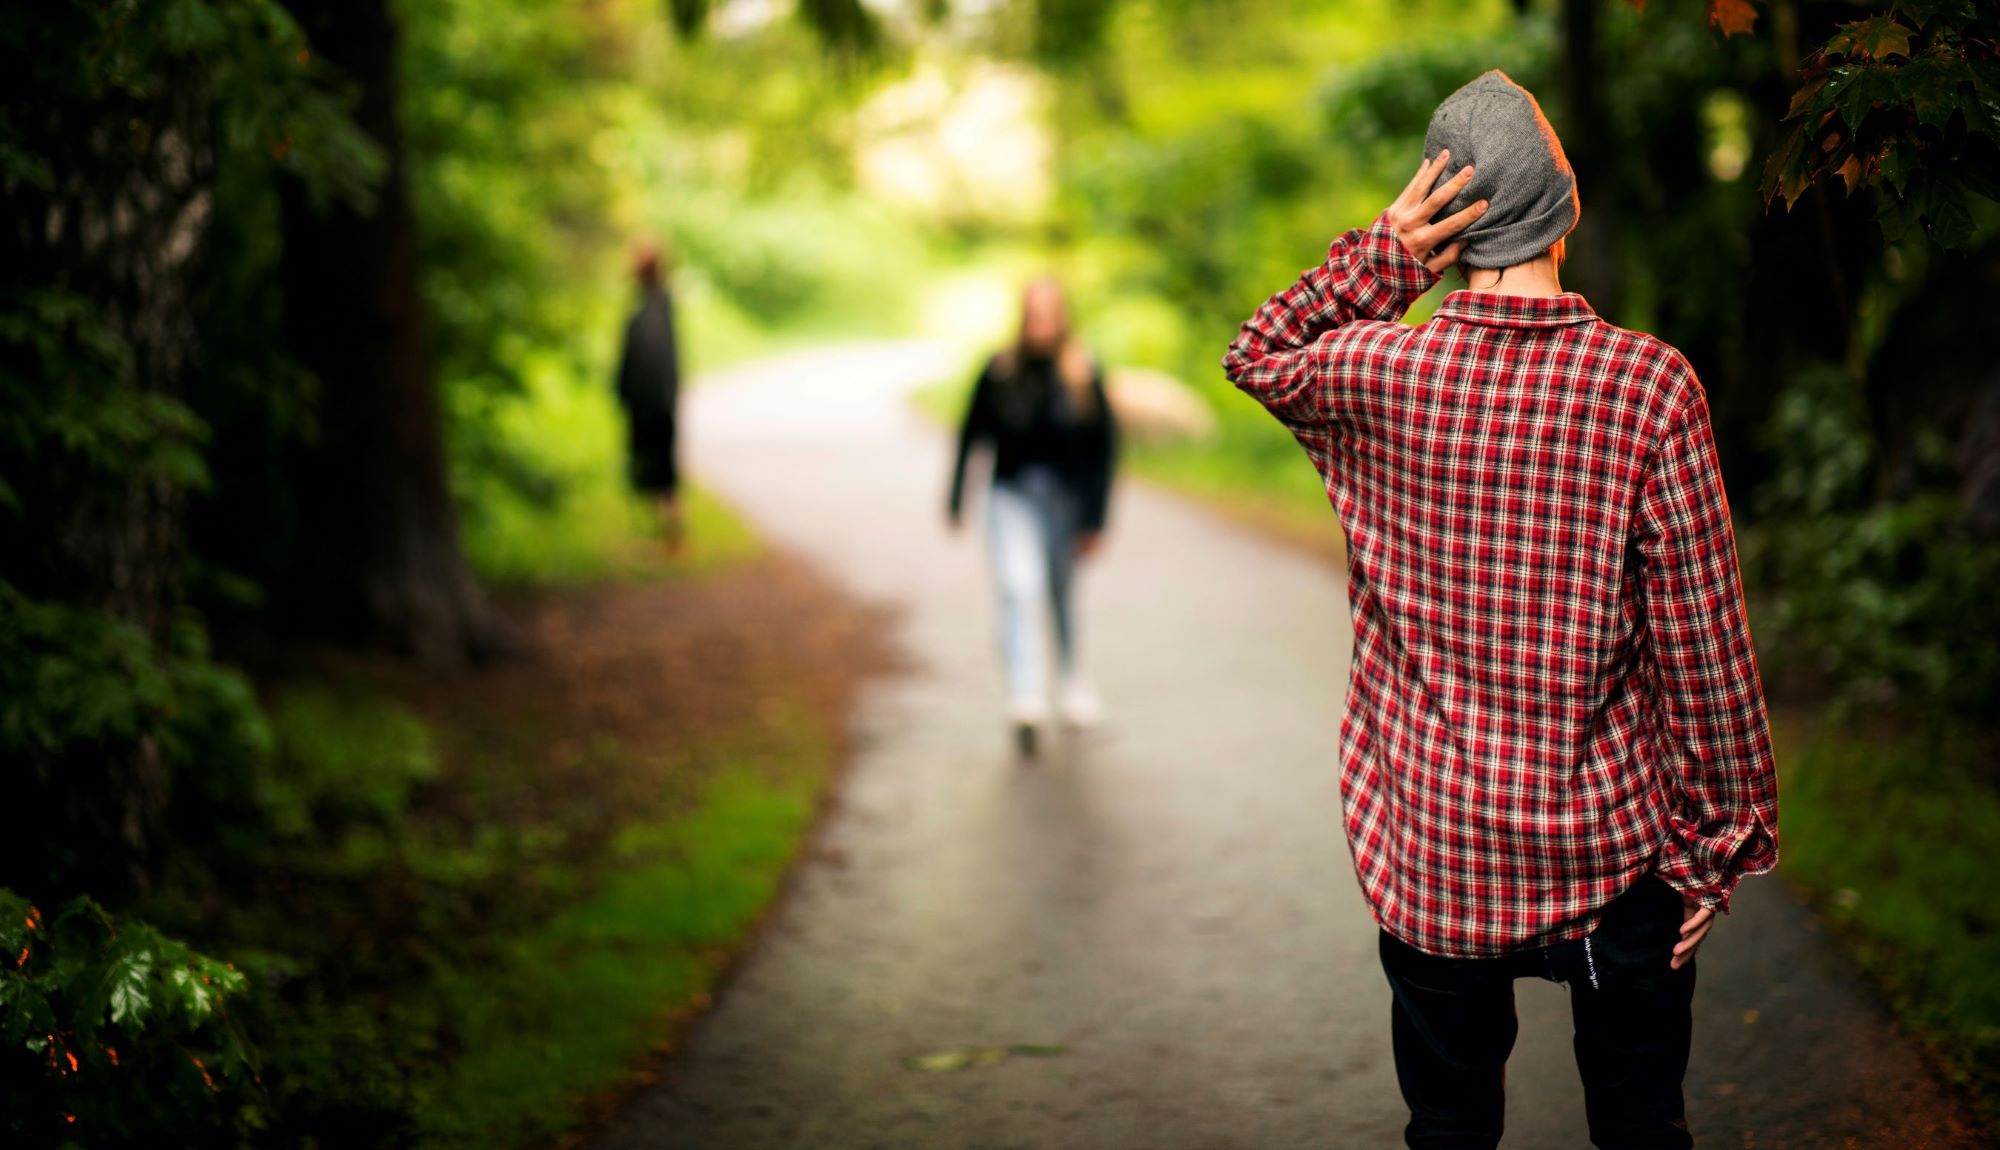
left=1223, top=71, right=1778, bottom=1148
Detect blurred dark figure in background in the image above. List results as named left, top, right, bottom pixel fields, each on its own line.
left=948, top=278, right=1118, bottom=756
left=1225, top=71, right=1776, bottom=1150
left=617, top=241, right=684, bottom=550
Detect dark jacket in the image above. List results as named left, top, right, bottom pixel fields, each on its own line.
left=948, top=351, right=1118, bottom=531
left=617, top=286, right=680, bottom=493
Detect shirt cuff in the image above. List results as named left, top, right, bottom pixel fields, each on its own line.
left=1363, top=214, right=1444, bottom=300
left=1653, top=816, right=1779, bottom=915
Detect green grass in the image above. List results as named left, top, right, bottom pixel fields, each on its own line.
left=419, top=735, right=831, bottom=1148
left=1774, top=711, right=2000, bottom=1126
left=179, top=685, right=840, bottom=1149
left=467, top=480, right=759, bottom=588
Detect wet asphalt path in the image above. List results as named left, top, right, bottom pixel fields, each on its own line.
left=594, top=343, right=1983, bottom=1149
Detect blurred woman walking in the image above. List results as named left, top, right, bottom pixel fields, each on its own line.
left=947, top=279, right=1118, bottom=756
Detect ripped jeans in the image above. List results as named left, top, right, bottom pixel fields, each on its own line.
left=1376, top=874, right=1697, bottom=1149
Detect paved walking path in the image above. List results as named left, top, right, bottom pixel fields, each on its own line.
left=596, top=343, right=1981, bottom=1149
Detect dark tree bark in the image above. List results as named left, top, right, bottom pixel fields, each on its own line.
left=0, top=36, right=214, bottom=897
left=279, top=0, right=506, bottom=667
left=1557, top=0, right=1622, bottom=319
left=1866, top=239, right=2000, bottom=533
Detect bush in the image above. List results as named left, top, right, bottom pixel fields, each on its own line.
left=0, top=890, right=263, bottom=1149
left=1755, top=364, right=2000, bottom=713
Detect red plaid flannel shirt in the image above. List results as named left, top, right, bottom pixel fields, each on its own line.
left=1223, top=215, right=1779, bottom=958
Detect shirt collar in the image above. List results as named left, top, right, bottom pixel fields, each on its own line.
left=1433, top=290, right=1598, bottom=330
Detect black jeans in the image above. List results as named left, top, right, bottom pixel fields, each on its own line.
left=1377, top=875, right=1697, bottom=1149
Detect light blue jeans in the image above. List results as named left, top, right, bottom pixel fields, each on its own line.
left=985, top=466, right=1079, bottom=708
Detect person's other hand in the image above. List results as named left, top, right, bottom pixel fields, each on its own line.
left=1384, top=148, right=1488, bottom=275
left=1672, top=895, right=1716, bottom=970
left=1075, top=531, right=1103, bottom=559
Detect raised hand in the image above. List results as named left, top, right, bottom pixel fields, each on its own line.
left=1384, top=148, right=1488, bottom=274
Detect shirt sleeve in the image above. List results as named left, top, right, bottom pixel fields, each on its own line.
left=1633, top=388, right=1780, bottom=913
left=1220, top=214, right=1439, bottom=430
left=1075, top=367, right=1118, bottom=532
left=947, top=364, right=994, bottom=522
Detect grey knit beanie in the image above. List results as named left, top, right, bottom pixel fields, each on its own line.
left=1422, top=70, right=1579, bottom=269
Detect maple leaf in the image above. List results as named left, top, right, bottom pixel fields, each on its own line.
left=1710, top=0, right=1758, bottom=38
left=1836, top=154, right=1866, bottom=194
left=1826, top=14, right=1914, bottom=61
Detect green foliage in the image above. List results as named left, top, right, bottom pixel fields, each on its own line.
left=1764, top=1, right=2000, bottom=248
left=0, top=291, right=206, bottom=508
left=0, top=0, right=382, bottom=209
left=1032, top=0, right=1119, bottom=66
left=400, top=0, right=621, bottom=518
left=256, top=690, right=438, bottom=837
left=468, top=479, right=761, bottom=588
left=651, top=0, right=881, bottom=53
left=145, top=677, right=840, bottom=1149
left=0, top=584, right=181, bottom=762
left=1754, top=364, right=2000, bottom=713
left=1775, top=714, right=2000, bottom=1126
left=0, top=891, right=263, bottom=1148
left=0, top=0, right=378, bottom=521
left=1, top=0, right=383, bottom=903
left=1319, top=29, right=1551, bottom=149
left=397, top=0, right=928, bottom=587
left=0, top=581, right=272, bottom=893
left=0, top=583, right=264, bottom=786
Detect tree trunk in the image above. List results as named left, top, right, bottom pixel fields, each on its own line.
left=1557, top=0, right=1622, bottom=319
left=1866, top=238, right=2000, bottom=532
left=0, top=47, right=213, bottom=897
left=279, top=0, right=506, bottom=667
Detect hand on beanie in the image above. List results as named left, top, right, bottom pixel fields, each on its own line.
left=1384, top=149, right=1488, bottom=274
left=1421, top=70, right=1580, bottom=270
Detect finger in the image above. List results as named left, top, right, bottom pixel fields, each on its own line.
left=1420, top=161, right=1478, bottom=215
left=1422, top=240, right=1465, bottom=274
left=1398, top=149, right=1448, bottom=207
left=1397, top=150, right=1450, bottom=214
left=1680, top=907, right=1715, bottom=935
left=1673, top=930, right=1713, bottom=967
left=1413, top=198, right=1489, bottom=250
left=1673, top=924, right=1711, bottom=955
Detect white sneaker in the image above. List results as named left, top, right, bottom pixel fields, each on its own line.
left=1007, top=697, right=1052, bottom=726
left=1058, top=677, right=1103, bottom=729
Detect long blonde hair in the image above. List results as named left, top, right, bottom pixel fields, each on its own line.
left=993, top=277, right=1098, bottom=419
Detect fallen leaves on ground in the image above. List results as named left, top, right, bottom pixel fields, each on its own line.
left=905, top=1044, right=1066, bottom=1072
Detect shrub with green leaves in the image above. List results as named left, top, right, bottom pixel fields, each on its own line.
left=0, top=890, right=263, bottom=1148
left=1755, top=363, right=2000, bottom=712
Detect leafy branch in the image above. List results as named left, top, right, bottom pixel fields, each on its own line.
left=1759, top=1, right=2000, bottom=247
left=1, top=890, right=264, bottom=1143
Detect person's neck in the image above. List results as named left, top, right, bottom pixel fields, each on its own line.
left=1462, top=255, right=1563, bottom=299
